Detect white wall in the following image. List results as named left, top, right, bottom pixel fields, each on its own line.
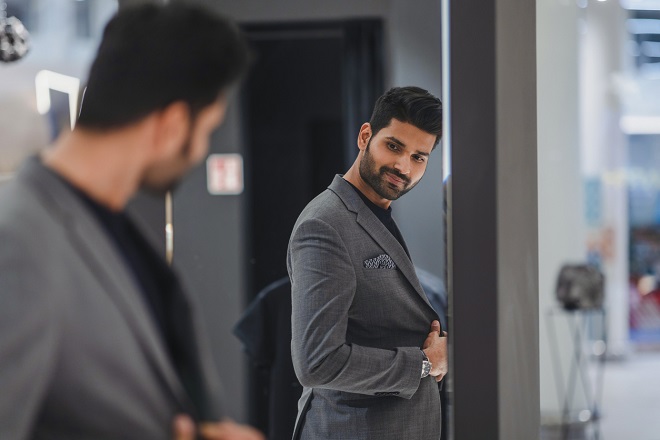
left=537, top=0, right=586, bottom=419
left=0, top=0, right=116, bottom=175
left=579, top=0, right=629, bottom=359
left=537, top=0, right=630, bottom=424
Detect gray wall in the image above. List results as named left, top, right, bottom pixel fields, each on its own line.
left=386, top=0, right=444, bottom=279
left=172, top=103, right=247, bottom=420
left=449, top=0, right=539, bottom=438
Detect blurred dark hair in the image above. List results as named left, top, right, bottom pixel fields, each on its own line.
left=77, top=3, right=250, bottom=130
left=369, top=86, right=442, bottom=147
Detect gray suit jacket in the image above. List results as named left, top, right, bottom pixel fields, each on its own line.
left=0, top=157, right=224, bottom=439
left=287, top=175, right=442, bottom=440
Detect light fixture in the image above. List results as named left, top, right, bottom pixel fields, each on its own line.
left=0, top=1, right=30, bottom=63
left=621, top=0, right=660, bottom=10
left=620, top=115, right=660, bottom=134
left=35, top=70, right=81, bottom=130
left=626, top=18, right=660, bottom=35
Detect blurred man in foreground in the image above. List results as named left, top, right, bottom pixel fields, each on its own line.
left=0, top=3, right=262, bottom=439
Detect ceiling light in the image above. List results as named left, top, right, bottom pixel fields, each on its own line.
left=621, top=0, right=660, bottom=10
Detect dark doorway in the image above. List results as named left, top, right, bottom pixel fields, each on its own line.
left=239, top=19, right=383, bottom=440
left=242, top=20, right=384, bottom=297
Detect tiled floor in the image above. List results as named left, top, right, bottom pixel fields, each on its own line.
left=598, top=350, right=660, bottom=440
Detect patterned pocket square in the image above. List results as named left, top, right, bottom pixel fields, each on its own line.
left=363, top=254, right=397, bottom=269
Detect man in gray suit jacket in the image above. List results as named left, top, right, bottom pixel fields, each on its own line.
left=288, top=87, right=447, bottom=439
left=0, top=4, right=262, bottom=440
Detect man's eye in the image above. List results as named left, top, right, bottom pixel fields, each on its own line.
left=413, top=155, right=426, bottom=163
left=387, top=143, right=398, bottom=151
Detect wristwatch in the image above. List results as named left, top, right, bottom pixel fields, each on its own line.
left=421, top=349, right=432, bottom=378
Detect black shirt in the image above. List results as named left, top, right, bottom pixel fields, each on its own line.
left=345, top=179, right=411, bottom=259
left=56, top=173, right=208, bottom=420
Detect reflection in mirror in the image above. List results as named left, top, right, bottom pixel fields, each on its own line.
left=166, top=0, right=449, bottom=436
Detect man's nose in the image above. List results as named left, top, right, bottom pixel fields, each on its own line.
left=393, top=157, right=411, bottom=175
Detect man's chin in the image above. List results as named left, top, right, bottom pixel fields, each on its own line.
left=381, top=184, right=415, bottom=201
left=141, top=178, right=181, bottom=196
left=374, top=186, right=401, bottom=201
left=379, top=179, right=410, bottom=200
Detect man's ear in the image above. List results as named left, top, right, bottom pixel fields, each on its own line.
left=357, top=123, right=372, bottom=152
left=152, top=101, right=190, bottom=158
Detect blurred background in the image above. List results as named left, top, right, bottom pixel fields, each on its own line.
left=1, top=0, right=659, bottom=439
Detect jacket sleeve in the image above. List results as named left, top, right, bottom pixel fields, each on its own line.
left=0, top=230, right=60, bottom=439
left=288, top=217, right=422, bottom=399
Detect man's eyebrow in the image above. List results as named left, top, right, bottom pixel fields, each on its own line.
left=386, top=136, right=405, bottom=147
left=386, top=136, right=430, bottom=156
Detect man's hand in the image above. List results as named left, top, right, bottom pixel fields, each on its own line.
left=173, top=415, right=265, bottom=440
left=173, top=415, right=196, bottom=440
left=422, top=320, right=448, bottom=382
left=199, top=420, right=265, bottom=440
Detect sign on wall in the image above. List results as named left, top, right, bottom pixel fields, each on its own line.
left=206, top=154, right=244, bottom=195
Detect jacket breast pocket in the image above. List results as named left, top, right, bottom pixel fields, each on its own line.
left=361, top=267, right=401, bottom=280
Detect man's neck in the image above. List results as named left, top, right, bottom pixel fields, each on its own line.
left=343, top=162, right=391, bottom=209
left=42, top=128, right=147, bottom=212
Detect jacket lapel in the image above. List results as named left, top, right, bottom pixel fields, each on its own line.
left=328, top=175, right=434, bottom=310
left=23, top=158, right=193, bottom=413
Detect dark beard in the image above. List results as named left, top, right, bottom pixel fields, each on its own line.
left=359, top=142, right=418, bottom=200
left=141, top=135, right=192, bottom=195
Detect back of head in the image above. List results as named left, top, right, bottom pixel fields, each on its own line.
left=77, top=3, right=250, bottom=130
left=369, top=86, right=443, bottom=147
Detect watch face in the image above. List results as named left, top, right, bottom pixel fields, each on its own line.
left=422, top=360, right=432, bottom=378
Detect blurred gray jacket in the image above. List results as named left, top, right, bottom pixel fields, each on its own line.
left=0, top=158, right=223, bottom=439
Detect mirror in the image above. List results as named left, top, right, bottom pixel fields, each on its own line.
left=1, top=0, right=452, bottom=437
left=162, top=0, right=450, bottom=436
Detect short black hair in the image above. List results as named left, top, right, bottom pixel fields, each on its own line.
left=77, top=3, right=250, bottom=130
left=369, top=86, right=442, bottom=147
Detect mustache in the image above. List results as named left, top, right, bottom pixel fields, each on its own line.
left=380, top=167, right=410, bottom=184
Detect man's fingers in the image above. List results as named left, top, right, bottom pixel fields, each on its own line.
left=442, top=331, right=447, bottom=337
left=430, top=320, right=441, bottom=334
left=172, top=414, right=195, bottom=440
left=199, top=420, right=265, bottom=440
left=422, top=331, right=437, bottom=349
